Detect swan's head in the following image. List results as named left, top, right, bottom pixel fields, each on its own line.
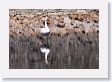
left=45, top=18, right=48, bottom=21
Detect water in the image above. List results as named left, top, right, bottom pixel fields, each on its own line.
left=9, top=32, right=99, bottom=69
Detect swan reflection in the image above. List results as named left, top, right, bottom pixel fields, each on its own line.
left=40, top=44, right=50, bottom=64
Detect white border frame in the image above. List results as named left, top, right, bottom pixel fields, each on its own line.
left=0, top=0, right=108, bottom=78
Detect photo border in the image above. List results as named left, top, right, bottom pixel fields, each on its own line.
left=0, top=0, right=108, bottom=78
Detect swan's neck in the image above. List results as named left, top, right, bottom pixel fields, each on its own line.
left=45, top=20, right=48, bottom=28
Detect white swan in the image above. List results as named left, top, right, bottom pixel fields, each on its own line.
left=40, top=44, right=50, bottom=64
left=40, top=19, right=50, bottom=36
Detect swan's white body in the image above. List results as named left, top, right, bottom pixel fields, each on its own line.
left=40, top=47, right=50, bottom=64
left=40, top=20, right=50, bottom=34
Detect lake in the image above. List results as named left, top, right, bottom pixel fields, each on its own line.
left=9, top=32, right=99, bottom=69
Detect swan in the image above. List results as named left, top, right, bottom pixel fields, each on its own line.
left=40, top=44, right=50, bottom=64
left=40, top=19, right=50, bottom=36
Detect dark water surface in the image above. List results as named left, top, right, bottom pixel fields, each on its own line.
left=9, top=32, right=99, bottom=69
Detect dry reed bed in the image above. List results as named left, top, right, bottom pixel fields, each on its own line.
left=9, top=9, right=99, bottom=37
